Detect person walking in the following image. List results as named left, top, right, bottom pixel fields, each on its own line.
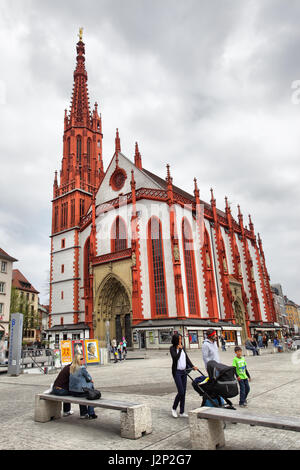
left=122, top=337, right=127, bottom=359
left=117, top=341, right=123, bottom=361
left=202, top=329, right=220, bottom=370
left=258, top=333, right=263, bottom=348
left=221, top=334, right=226, bottom=352
left=111, top=338, right=118, bottom=363
left=170, top=333, right=198, bottom=418
left=69, top=354, right=98, bottom=419
left=233, top=346, right=251, bottom=408
left=51, top=362, right=74, bottom=416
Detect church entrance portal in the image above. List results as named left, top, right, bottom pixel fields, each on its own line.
left=95, top=276, right=132, bottom=347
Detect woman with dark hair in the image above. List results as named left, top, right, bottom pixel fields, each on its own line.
left=170, top=333, right=198, bottom=418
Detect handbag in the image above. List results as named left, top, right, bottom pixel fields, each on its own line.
left=83, top=387, right=101, bottom=400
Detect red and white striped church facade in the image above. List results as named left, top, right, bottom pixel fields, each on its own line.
left=48, top=35, right=277, bottom=349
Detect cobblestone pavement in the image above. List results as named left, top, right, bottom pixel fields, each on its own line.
left=1, top=347, right=300, bottom=450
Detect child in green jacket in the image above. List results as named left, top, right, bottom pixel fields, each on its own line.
left=233, top=346, right=251, bottom=407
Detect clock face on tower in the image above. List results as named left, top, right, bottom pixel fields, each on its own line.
left=110, top=167, right=127, bottom=191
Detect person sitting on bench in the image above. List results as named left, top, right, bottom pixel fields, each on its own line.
left=245, top=337, right=260, bottom=356
left=69, top=354, right=98, bottom=420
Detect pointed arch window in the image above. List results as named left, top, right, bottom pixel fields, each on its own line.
left=111, top=216, right=127, bottom=252
left=182, top=218, right=200, bottom=316
left=76, top=135, right=82, bottom=165
left=87, top=138, right=91, bottom=166
left=67, top=137, right=71, bottom=156
left=147, top=217, right=168, bottom=316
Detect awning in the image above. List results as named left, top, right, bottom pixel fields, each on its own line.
left=221, top=326, right=243, bottom=331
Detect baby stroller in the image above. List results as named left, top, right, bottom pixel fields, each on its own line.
left=187, top=360, right=238, bottom=409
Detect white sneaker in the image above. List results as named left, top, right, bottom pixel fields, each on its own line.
left=179, top=413, right=189, bottom=418
left=63, top=411, right=74, bottom=417
left=171, top=409, right=178, bottom=418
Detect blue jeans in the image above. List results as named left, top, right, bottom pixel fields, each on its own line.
left=246, top=346, right=259, bottom=356
left=239, top=379, right=250, bottom=405
left=52, top=387, right=71, bottom=413
left=70, top=391, right=95, bottom=416
left=173, top=370, right=187, bottom=414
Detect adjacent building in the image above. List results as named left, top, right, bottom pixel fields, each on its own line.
left=48, top=33, right=278, bottom=350
left=285, top=298, right=300, bottom=334
left=0, top=248, right=18, bottom=340
left=12, top=269, right=40, bottom=345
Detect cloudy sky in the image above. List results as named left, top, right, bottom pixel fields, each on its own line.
left=0, top=0, right=299, bottom=305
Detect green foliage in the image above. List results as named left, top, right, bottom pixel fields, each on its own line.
left=10, top=288, right=40, bottom=336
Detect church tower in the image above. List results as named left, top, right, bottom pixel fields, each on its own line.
left=49, top=30, right=104, bottom=330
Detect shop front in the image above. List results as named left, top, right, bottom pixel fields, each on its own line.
left=132, top=319, right=242, bottom=350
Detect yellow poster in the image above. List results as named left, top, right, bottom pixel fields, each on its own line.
left=60, top=340, right=72, bottom=364
left=84, top=339, right=100, bottom=364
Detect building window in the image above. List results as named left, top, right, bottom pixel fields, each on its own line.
left=80, top=199, right=85, bottom=218
left=147, top=217, right=168, bottom=316
left=182, top=218, right=200, bottom=316
left=87, top=138, right=91, bottom=166
left=0, top=282, right=5, bottom=294
left=54, top=206, right=59, bottom=233
left=158, top=330, right=173, bottom=344
left=61, top=291, right=64, bottom=300
left=71, top=199, right=75, bottom=225
left=76, top=135, right=82, bottom=164
left=1, top=261, right=7, bottom=273
left=188, top=330, right=199, bottom=344
left=61, top=238, right=65, bottom=249
left=0, top=303, right=3, bottom=314
left=111, top=216, right=127, bottom=252
left=61, top=202, right=68, bottom=230
left=32, top=294, right=34, bottom=302
left=61, top=264, right=64, bottom=273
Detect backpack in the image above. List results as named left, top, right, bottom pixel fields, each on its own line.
left=206, top=360, right=239, bottom=399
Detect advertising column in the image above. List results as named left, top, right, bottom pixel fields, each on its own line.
left=8, top=313, right=23, bottom=376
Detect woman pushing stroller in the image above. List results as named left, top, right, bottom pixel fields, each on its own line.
left=170, top=333, right=198, bottom=418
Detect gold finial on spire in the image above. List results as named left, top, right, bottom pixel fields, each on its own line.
left=78, top=27, right=83, bottom=41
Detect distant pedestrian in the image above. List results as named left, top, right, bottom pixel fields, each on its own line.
left=111, top=338, right=118, bottom=363
left=221, top=335, right=226, bottom=352
left=202, top=329, right=220, bottom=370
left=233, top=346, right=251, bottom=408
left=122, top=337, right=127, bottom=359
left=0, top=338, right=6, bottom=364
left=263, top=334, right=268, bottom=349
left=258, top=333, right=263, bottom=348
left=170, top=333, right=198, bottom=418
left=117, top=341, right=123, bottom=361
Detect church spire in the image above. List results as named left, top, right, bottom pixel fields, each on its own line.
left=69, top=29, right=91, bottom=125
left=134, top=142, right=142, bottom=169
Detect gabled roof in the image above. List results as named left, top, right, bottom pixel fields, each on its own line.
left=12, top=269, right=39, bottom=294
left=0, top=248, right=18, bottom=263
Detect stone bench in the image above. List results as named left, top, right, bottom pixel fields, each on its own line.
left=34, top=393, right=152, bottom=439
left=189, top=406, right=300, bottom=450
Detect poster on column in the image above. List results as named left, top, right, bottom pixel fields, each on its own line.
left=72, top=340, right=85, bottom=361
left=84, top=339, right=100, bottom=364
left=60, top=340, right=72, bottom=365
